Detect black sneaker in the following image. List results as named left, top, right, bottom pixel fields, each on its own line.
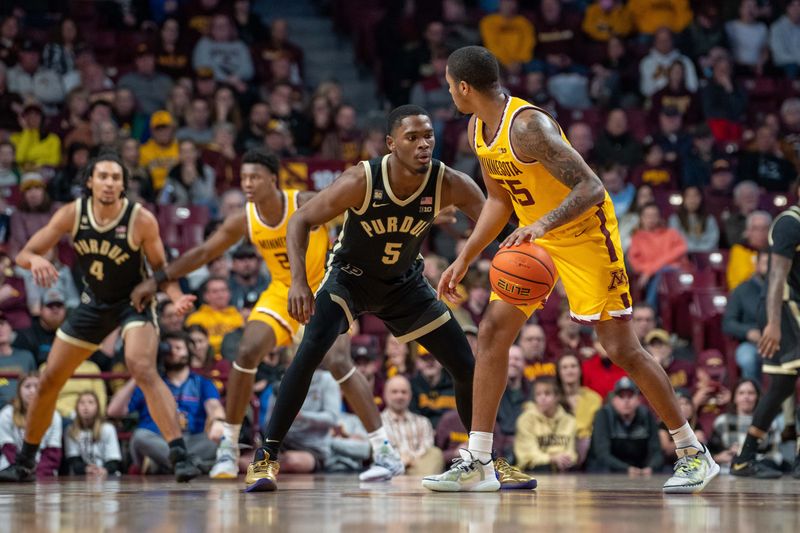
left=730, top=459, right=782, bottom=479
left=170, top=446, right=202, bottom=483
left=0, top=463, right=35, bottom=482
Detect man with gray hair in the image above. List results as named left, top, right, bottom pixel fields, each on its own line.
left=727, top=210, right=772, bottom=290
left=724, top=180, right=761, bottom=247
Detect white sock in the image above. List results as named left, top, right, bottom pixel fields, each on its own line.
left=222, top=422, right=241, bottom=446
left=368, top=427, right=389, bottom=455
left=466, top=431, right=494, bottom=468
left=669, top=422, right=702, bottom=451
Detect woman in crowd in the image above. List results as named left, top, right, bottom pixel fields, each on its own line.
left=0, top=372, right=61, bottom=477
left=668, top=186, right=720, bottom=252
left=187, top=325, right=230, bottom=397
left=64, top=391, right=122, bottom=477
left=557, top=353, right=602, bottom=465
left=384, top=334, right=414, bottom=380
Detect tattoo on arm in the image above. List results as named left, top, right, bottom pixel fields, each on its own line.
left=512, top=111, right=605, bottom=232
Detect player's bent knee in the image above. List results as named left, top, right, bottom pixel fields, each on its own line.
left=127, top=358, right=158, bottom=382
left=237, top=341, right=264, bottom=368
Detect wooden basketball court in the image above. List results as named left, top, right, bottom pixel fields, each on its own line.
left=2, top=474, right=798, bottom=532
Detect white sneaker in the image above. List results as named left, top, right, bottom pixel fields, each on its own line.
left=209, top=437, right=240, bottom=479
left=422, top=450, right=500, bottom=492
left=359, top=441, right=405, bottom=481
left=663, top=444, right=720, bottom=494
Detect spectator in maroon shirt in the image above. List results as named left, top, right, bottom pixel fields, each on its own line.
left=630, top=140, right=679, bottom=190
left=650, top=61, right=701, bottom=126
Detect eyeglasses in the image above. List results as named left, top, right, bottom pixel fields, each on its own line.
left=44, top=302, right=65, bottom=309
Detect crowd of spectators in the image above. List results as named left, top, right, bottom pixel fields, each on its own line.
left=0, top=0, right=797, bottom=477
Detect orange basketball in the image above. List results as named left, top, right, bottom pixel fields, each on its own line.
left=490, top=242, right=556, bottom=305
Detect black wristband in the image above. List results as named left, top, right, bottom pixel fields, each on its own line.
left=153, top=269, right=169, bottom=287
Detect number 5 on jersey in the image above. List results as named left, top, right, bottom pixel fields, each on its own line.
left=383, top=242, right=401, bottom=264
left=89, top=260, right=104, bottom=281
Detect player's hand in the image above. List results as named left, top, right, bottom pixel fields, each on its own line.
left=758, top=321, right=781, bottom=358
left=131, top=278, right=158, bottom=312
left=288, top=281, right=315, bottom=324
left=29, top=255, right=59, bottom=288
left=437, top=258, right=468, bottom=304
left=746, top=328, right=762, bottom=344
left=501, top=221, right=546, bottom=248
left=172, top=294, right=197, bottom=316
left=433, top=206, right=457, bottom=225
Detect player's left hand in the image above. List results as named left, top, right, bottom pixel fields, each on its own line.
left=288, top=282, right=315, bottom=324
left=501, top=221, right=546, bottom=247
left=758, top=321, right=781, bottom=358
left=172, top=294, right=197, bottom=316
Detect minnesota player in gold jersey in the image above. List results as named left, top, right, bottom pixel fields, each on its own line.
left=423, top=46, right=718, bottom=493
left=131, top=149, right=402, bottom=481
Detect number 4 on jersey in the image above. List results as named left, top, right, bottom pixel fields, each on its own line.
left=89, top=260, right=104, bottom=281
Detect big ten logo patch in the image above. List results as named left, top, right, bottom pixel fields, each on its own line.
left=497, top=278, right=531, bottom=297
left=608, top=269, right=629, bottom=290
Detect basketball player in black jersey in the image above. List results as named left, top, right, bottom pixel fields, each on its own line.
left=244, top=105, right=535, bottom=492
left=731, top=200, right=800, bottom=479
left=0, top=153, right=199, bottom=482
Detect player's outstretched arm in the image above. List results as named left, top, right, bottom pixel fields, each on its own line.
left=131, top=211, right=247, bottom=310
left=286, top=165, right=366, bottom=324
left=504, top=109, right=605, bottom=246
left=135, top=208, right=196, bottom=315
left=16, top=201, right=76, bottom=288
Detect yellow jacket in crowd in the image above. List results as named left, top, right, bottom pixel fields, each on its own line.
left=514, top=403, right=578, bottom=470
left=10, top=128, right=61, bottom=170
left=582, top=1, right=634, bottom=41
left=627, top=0, right=693, bottom=34
left=139, top=138, right=179, bottom=191
left=572, top=387, right=603, bottom=439
left=726, top=244, right=758, bottom=291
left=40, top=360, right=107, bottom=419
left=185, top=304, right=244, bottom=355
left=479, top=13, right=535, bottom=67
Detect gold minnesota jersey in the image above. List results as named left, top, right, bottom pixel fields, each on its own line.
left=246, top=190, right=328, bottom=290
left=474, top=95, right=608, bottom=228
left=475, top=96, right=631, bottom=324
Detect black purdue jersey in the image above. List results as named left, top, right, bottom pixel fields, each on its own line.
left=331, top=155, right=445, bottom=280
left=768, top=204, right=800, bottom=302
left=71, top=197, right=147, bottom=304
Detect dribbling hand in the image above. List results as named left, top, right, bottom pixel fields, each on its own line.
left=437, top=258, right=468, bottom=304
left=29, top=255, right=59, bottom=288
left=501, top=221, right=546, bottom=248
left=288, top=282, right=315, bottom=324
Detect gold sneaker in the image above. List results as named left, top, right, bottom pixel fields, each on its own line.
left=244, top=449, right=280, bottom=492
left=494, top=458, right=537, bottom=490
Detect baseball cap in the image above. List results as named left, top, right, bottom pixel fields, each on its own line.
left=135, top=42, right=154, bottom=57
left=41, top=289, right=65, bottom=307
left=698, top=349, right=726, bottom=380
left=351, top=335, right=380, bottom=361
left=613, top=376, right=639, bottom=395
left=20, top=172, right=45, bottom=192
left=644, top=328, right=671, bottom=345
left=150, top=110, right=174, bottom=128
left=712, top=159, right=731, bottom=172
left=196, top=67, right=215, bottom=80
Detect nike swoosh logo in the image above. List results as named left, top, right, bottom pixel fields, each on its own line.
left=732, top=463, right=748, bottom=471
left=372, top=202, right=389, bottom=208
left=574, top=228, right=588, bottom=238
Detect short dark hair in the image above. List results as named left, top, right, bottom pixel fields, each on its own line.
left=83, top=151, right=130, bottom=198
left=447, top=46, right=500, bottom=93
left=387, top=105, right=431, bottom=134
left=242, top=148, right=280, bottom=175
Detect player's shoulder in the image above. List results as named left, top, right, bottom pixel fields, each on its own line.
left=774, top=206, right=800, bottom=227
left=510, top=106, right=559, bottom=139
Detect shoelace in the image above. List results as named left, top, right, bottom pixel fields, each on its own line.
left=448, top=457, right=477, bottom=474
left=675, top=455, right=702, bottom=476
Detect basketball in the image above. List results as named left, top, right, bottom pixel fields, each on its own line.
left=490, top=242, right=556, bottom=305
